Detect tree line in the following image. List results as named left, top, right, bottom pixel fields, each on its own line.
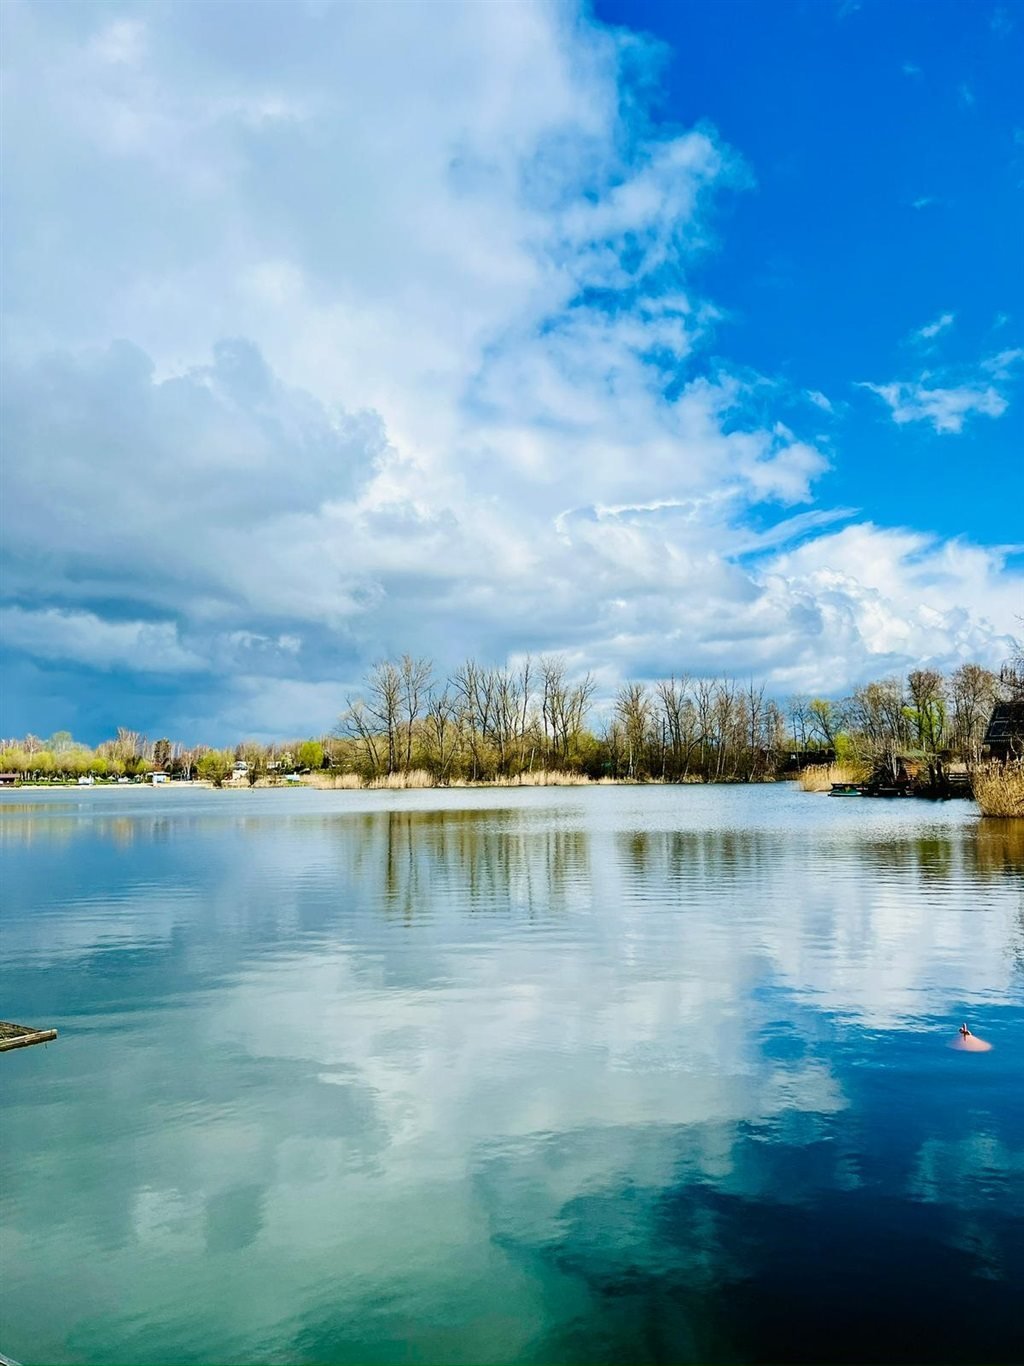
left=0, top=728, right=324, bottom=786
left=2, top=653, right=1017, bottom=788
left=336, top=655, right=1011, bottom=783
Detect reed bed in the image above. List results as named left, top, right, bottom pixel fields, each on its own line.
left=368, top=769, right=435, bottom=790
left=972, top=762, right=1024, bottom=818
left=301, top=772, right=364, bottom=790
left=465, top=769, right=594, bottom=787
left=297, top=769, right=617, bottom=790
left=797, top=762, right=865, bottom=793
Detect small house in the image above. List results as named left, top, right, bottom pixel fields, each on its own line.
left=151, top=771, right=169, bottom=784
left=983, top=702, right=1024, bottom=762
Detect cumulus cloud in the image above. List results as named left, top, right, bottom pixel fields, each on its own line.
left=1, top=0, right=1022, bottom=739
left=862, top=377, right=1007, bottom=433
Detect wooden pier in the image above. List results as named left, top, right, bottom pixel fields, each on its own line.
left=0, top=1021, right=58, bottom=1053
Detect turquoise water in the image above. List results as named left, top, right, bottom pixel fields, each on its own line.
left=1, top=785, right=1022, bottom=1364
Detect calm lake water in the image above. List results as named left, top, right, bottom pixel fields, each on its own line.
left=2, top=785, right=1023, bottom=1365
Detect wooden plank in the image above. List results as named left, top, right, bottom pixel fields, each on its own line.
left=0, top=1024, right=58, bottom=1053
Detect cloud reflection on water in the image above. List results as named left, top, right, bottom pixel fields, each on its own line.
left=1, top=788, right=1022, bottom=1363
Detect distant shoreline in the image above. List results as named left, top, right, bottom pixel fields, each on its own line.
left=4, top=774, right=766, bottom=793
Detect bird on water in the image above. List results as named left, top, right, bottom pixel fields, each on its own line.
left=951, top=1021, right=992, bottom=1052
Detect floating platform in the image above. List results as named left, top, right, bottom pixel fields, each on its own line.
left=0, top=1021, right=58, bottom=1053
left=829, top=782, right=919, bottom=798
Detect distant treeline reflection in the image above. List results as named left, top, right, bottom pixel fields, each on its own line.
left=3, top=802, right=1022, bottom=888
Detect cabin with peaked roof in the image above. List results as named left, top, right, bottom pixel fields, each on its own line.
left=983, top=702, right=1024, bottom=762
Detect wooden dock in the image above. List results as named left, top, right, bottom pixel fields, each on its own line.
left=0, top=1021, right=58, bottom=1053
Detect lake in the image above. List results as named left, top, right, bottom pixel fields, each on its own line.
left=1, top=785, right=1022, bottom=1364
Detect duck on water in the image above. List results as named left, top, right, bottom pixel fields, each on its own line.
left=951, top=1022, right=993, bottom=1052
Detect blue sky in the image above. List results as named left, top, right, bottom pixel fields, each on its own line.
left=1, top=0, right=1022, bottom=743
left=596, top=0, right=1024, bottom=541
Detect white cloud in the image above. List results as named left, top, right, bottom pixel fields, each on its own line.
left=764, top=525, right=1022, bottom=687
left=981, top=347, right=1024, bottom=380
left=0, top=607, right=206, bottom=673
left=1, top=0, right=1022, bottom=737
left=863, top=345, right=1022, bottom=434
left=862, top=378, right=1007, bottom=433
left=911, top=311, right=955, bottom=343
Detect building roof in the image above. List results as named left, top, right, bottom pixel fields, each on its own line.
left=983, top=701, right=1024, bottom=746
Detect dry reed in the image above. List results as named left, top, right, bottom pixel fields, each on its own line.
left=367, top=769, right=435, bottom=790
left=474, top=769, right=593, bottom=787
left=972, top=762, right=1024, bottom=818
left=294, top=768, right=616, bottom=790
left=300, top=772, right=363, bottom=790
left=798, top=762, right=865, bottom=793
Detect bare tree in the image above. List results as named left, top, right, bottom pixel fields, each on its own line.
left=746, top=679, right=768, bottom=779
left=655, top=676, right=690, bottom=779
left=847, top=678, right=909, bottom=779
left=693, top=677, right=716, bottom=777
left=424, top=686, right=460, bottom=783
left=365, top=661, right=402, bottom=773
left=616, top=682, right=653, bottom=779
left=399, top=654, right=433, bottom=772
left=453, top=659, right=496, bottom=780
left=712, top=678, right=739, bottom=779
left=339, top=697, right=382, bottom=777
left=540, top=657, right=595, bottom=768
left=950, top=663, right=997, bottom=761
left=787, top=695, right=811, bottom=750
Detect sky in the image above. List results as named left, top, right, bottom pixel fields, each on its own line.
left=1, top=0, right=1022, bottom=744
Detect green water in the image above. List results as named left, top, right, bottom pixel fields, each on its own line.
left=1, top=786, right=1022, bottom=1363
